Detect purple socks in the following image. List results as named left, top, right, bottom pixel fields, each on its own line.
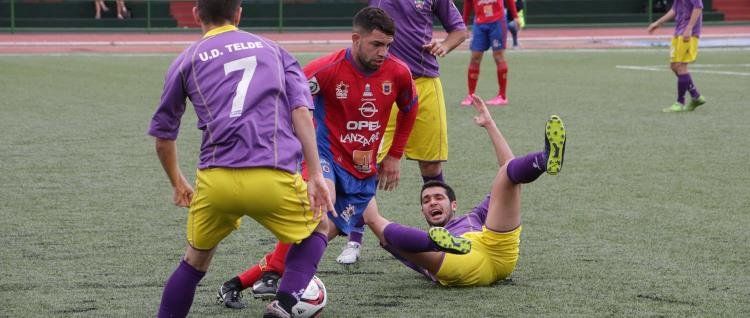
left=506, top=151, right=546, bottom=184
left=276, top=232, right=328, bottom=311
left=677, top=73, right=700, bottom=104
left=157, top=260, right=205, bottom=318
left=349, top=217, right=365, bottom=244
left=677, top=74, right=690, bottom=104
left=383, top=223, right=437, bottom=252
left=686, top=73, right=700, bottom=99
left=422, top=171, right=445, bottom=183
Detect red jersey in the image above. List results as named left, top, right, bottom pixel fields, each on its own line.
left=304, top=48, right=418, bottom=179
left=463, top=0, right=518, bottom=25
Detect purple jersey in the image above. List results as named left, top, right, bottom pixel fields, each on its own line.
left=148, top=26, right=313, bottom=173
left=369, top=0, right=466, bottom=78
left=444, top=195, right=490, bottom=236
left=673, top=0, right=703, bottom=37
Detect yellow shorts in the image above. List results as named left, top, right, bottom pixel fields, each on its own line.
left=378, top=77, right=448, bottom=163
left=435, top=226, right=521, bottom=286
left=186, top=168, right=319, bottom=250
left=670, top=36, right=699, bottom=63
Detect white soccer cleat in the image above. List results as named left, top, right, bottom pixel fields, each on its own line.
left=336, top=242, right=361, bottom=265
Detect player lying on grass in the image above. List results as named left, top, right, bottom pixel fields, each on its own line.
left=365, top=95, right=566, bottom=286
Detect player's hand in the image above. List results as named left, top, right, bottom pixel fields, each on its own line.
left=471, top=94, right=494, bottom=128
left=377, top=155, right=401, bottom=191
left=681, top=29, right=691, bottom=42
left=423, top=40, right=448, bottom=57
left=307, top=173, right=336, bottom=220
left=647, top=22, right=660, bottom=34
left=172, top=175, right=194, bottom=208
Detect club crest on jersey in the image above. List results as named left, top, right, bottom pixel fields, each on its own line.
left=414, top=0, right=425, bottom=9
left=320, top=158, right=331, bottom=174
left=382, top=81, right=393, bottom=95
left=336, top=81, right=349, bottom=99
left=363, top=83, right=373, bottom=97
left=308, top=76, right=320, bottom=95
left=340, top=203, right=356, bottom=222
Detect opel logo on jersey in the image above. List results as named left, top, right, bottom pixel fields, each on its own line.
left=358, top=102, right=378, bottom=118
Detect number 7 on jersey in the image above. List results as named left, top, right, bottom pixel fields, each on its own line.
left=223, top=56, right=258, bottom=118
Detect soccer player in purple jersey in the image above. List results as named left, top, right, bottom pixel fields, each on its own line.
left=648, top=0, right=707, bottom=112
left=147, top=1, right=335, bottom=317
left=369, top=0, right=466, bottom=184
left=365, top=95, right=567, bottom=287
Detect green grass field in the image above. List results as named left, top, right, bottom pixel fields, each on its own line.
left=1, top=48, right=749, bottom=317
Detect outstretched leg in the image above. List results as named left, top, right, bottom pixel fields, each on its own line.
left=484, top=115, right=566, bottom=232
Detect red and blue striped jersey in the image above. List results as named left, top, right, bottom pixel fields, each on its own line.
left=304, top=48, right=418, bottom=179
left=463, top=0, right=518, bottom=25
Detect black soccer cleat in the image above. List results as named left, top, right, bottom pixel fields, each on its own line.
left=216, top=282, right=247, bottom=309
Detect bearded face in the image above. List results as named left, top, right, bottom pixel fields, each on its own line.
left=420, top=186, right=457, bottom=227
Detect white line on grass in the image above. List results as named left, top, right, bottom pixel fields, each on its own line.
left=616, top=65, right=750, bottom=76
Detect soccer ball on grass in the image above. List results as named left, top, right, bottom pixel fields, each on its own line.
left=291, top=275, right=327, bottom=318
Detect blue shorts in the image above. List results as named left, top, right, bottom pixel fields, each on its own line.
left=470, top=20, right=508, bottom=52
left=320, top=149, right=377, bottom=236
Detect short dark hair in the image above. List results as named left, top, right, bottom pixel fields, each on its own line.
left=420, top=180, right=457, bottom=203
left=196, top=0, right=242, bottom=26
left=353, top=7, right=396, bottom=37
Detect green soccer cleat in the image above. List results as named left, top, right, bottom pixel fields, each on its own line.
left=685, top=95, right=706, bottom=111
left=544, top=115, right=566, bottom=175
left=662, top=103, right=685, bottom=113
left=428, top=227, right=471, bottom=254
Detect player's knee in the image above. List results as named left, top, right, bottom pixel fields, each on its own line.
left=322, top=218, right=340, bottom=240
left=183, top=246, right=214, bottom=271
left=366, top=219, right=389, bottom=245
left=470, top=52, right=483, bottom=64
left=669, top=63, right=681, bottom=73
left=313, top=216, right=331, bottom=236
left=418, top=161, right=442, bottom=176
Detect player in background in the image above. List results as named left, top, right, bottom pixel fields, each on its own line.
left=148, top=1, right=335, bottom=317
left=346, top=0, right=466, bottom=266
left=648, top=0, right=707, bottom=112
left=365, top=95, right=567, bottom=287
left=507, top=0, right=525, bottom=49
left=461, top=0, right=518, bottom=106
left=217, top=7, right=418, bottom=309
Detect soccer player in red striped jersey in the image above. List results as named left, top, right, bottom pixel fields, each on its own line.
left=217, top=8, right=419, bottom=313
left=461, top=0, right=518, bottom=106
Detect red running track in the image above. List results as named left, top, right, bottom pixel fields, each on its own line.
left=1, top=25, right=749, bottom=53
